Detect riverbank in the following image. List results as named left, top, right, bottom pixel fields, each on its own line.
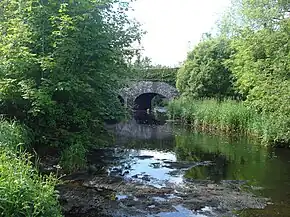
left=1, top=117, right=285, bottom=217
left=0, top=120, right=62, bottom=216
left=167, top=97, right=289, bottom=147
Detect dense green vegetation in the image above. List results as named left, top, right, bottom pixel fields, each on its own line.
left=131, top=56, right=178, bottom=86
left=226, top=0, right=290, bottom=118
left=0, top=0, right=288, bottom=215
left=168, top=98, right=288, bottom=145
left=171, top=0, right=289, bottom=146
left=0, top=120, right=61, bottom=216
left=142, top=67, right=178, bottom=86
left=176, top=36, right=236, bottom=99
left=0, top=0, right=141, bottom=149
left=0, top=0, right=141, bottom=215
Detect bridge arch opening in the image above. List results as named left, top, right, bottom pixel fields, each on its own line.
left=133, top=93, right=167, bottom=125
left=119, top=81, right=179, bottom=109
left=133, top=93, right=166, bottom=111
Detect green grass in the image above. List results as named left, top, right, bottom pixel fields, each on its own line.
left=0, top=119, right=62, bottom=217
left=60, top=142, right=87, bottom=173
left=167, top=97, right=290, bottom=146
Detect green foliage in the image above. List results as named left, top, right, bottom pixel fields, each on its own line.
left=0, top=118, right=27, bottom=151
left=0, top=120, right=62, bottom=216
left=222, top=0, right=290, bottom=145
left=173, top=0, right=289, bottom=147
left=0, top=0, right=141, bottom=148
left=142, top=67, right=178, bottom=86
left=168, top=98, right=290, bottom=146
left=60, top=142, right=87, bottom=173
left=227, top=20, right=290, bottom=110
left=176, top=36, right=236, bottom=98
left=168, top=98, right=252, bottom=132
left=131, top=57, right=178, bottom=86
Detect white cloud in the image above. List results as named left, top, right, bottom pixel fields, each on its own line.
left=129, top=0, right=231, bottom=66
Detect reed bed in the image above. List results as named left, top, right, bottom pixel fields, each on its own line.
left=168, top=98, right=289, bottom=146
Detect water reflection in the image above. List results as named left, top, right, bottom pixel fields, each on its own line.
left=149, top=205, right=209, bottom=217
left=133, top=110, right=166, bottom=125
left=173, top=129, right=290, bottom=215
left=107, top=118, right=173, bottom=141
left=107, top=119, right=290, bottom=217
left=174, top=132, right=270, bottom=183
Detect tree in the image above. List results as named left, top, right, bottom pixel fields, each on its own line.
left=176, top=36, right=236, bottom=99
left=0, top=0, right=142, bottom=147
left=223, top=0, right=290, bottom=143
left=130, top=56, right=178, bottom=86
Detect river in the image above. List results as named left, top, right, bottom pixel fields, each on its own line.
left=59, top=114, right=290, bottom=217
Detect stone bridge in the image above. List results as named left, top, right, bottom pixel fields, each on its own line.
left=119, top=81, right=179, bottom=110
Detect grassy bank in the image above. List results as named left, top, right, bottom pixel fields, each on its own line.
left=0, top=120, right=62, bottom=216
left=168, top=98, right=289, bottom=146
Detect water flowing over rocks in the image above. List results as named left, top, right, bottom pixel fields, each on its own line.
left=57, top=147, right=269, bottom=217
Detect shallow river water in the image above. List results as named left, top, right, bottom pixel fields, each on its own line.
left=104, top=119, right=290, bottom=217
left=59, top=118, right=290, bottom=217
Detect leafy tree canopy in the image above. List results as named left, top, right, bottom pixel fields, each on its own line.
left=175, top=0, right=289, bottom=144
left=0, top=0, right=142, bottom=147
left=176, top=35, right=236, bottom=99
left=216, top=0, right=290, bottom=144
left=222, top=1, right=289, bottom=107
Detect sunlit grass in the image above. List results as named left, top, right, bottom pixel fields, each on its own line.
left=0, top=119, right=62, bottom=216
left=168, top=97, right=289, bottom=146
left=60, top=142, right=87, bottom=173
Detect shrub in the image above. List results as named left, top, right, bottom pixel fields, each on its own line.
left=0, top=120, right=62, bottom=217
left=60, top=142, right=87, bottom=173
left=176, top=36, right=236, bottom=99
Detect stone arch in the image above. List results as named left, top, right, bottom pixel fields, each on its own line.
left=120, top=81, right=179, bottom=109
left=133, top=92, right=165, bottom=110
left=131, top=81, right=177, bottom=101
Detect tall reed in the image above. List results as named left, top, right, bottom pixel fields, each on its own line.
left=168, top=97, right=289, bottom=146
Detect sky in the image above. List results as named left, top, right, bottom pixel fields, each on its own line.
left=129, top=0, right=231, bottom=66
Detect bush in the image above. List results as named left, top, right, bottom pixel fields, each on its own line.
left=176, top=36, right=236, bottom=99
left=0, top=120, right=62, bottom=217
left=60, top=142, right=87, bottom=173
